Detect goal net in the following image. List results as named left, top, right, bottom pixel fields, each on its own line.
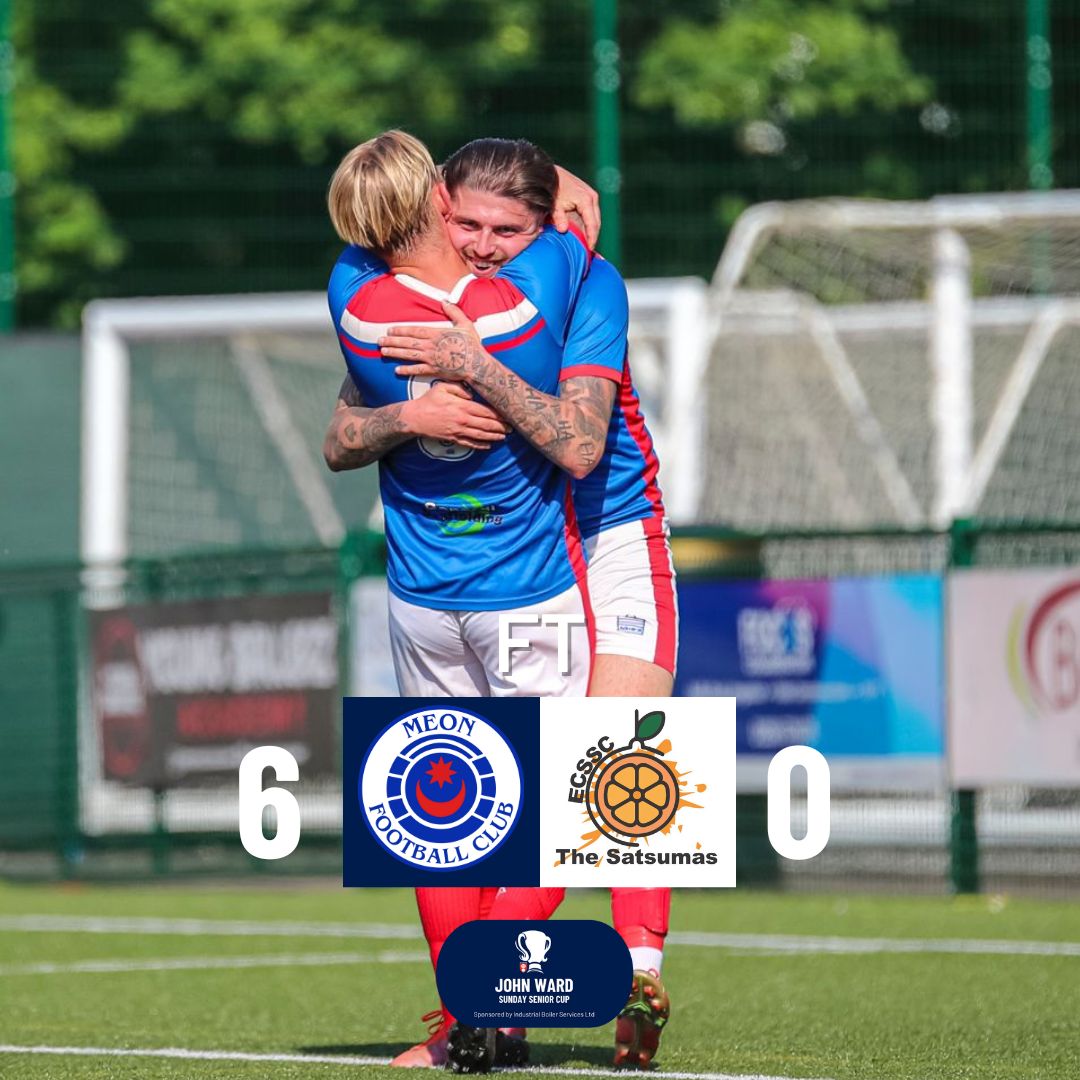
left=683, top=191, right=1080, bottom=533
left=81, top=294, right=378, bottom=566
left=81, top=284, right=707, bottom=565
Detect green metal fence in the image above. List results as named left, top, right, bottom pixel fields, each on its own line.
left=2, top=524, right=1079, bottom=893
left=14, top=2, right=1080, bottom=328
left=0, top=539, right=384, bottom=880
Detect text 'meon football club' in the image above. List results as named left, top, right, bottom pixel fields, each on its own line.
left=360, top=706, right=523, bottom=871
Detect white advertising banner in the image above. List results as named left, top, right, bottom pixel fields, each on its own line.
left=949, top=569, right=1080, bottom=786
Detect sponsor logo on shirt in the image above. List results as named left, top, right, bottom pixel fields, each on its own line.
left=423, top=494, right=505, bottom=535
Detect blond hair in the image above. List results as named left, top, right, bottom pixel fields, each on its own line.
left=327, top=130, right=439, bottom=257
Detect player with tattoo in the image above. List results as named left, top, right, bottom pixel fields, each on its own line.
left=333, top=137, right=675, bottom=1072
left=325, top=132, right=610, bottom=1072
left=382, top=139, right=678, bottom=700
left=326, top=132, right=595, bottom=699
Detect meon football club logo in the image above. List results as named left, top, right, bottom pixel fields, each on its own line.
left=1008, top=579, right=1080, bottom=716
left=360, top=706, right=522, bottom=871
left=572, top=709, right=687, bottom=847
left=516, top=929, right=551, bottom=973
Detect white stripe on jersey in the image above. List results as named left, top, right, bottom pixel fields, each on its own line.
left=339, top=295, right=540, bottom=345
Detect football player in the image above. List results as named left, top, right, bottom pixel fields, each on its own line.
left=325, top=132, right=594, bottom=698
left=334, top=137, right=674, bottom=1071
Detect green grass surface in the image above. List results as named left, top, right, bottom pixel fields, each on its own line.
left=1, top=883, right=1079, bottom=1079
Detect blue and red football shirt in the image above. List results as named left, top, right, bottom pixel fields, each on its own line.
left=327, top=227, right=591, bottom=610
left=561, top=257, right=666, bottom=539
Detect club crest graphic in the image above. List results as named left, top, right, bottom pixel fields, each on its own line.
left=1007, top=579, right=1080, bottom=718
left=583, top=709, right=681, bottom=846
left=546, top=698, right=730, bottom=886
left=360, top=706, right=522, bottom=871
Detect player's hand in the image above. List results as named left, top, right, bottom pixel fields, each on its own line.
left=381, top=301, right=485, bottom=382
left=552, top=165, right=600, bottom=249
left=401, top=381, right=508, bottom=450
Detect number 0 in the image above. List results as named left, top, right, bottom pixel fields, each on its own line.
left=767, top=746, right=830, bottom=860
left=239, top=746, right=301, bottom=860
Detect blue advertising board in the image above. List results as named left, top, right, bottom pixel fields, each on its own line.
left=675, top=576, right=945, bottom=788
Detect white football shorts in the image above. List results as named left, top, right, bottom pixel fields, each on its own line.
left=388, top=582, right=590, bottom=697
left=584, top=516, right=679, bottom=675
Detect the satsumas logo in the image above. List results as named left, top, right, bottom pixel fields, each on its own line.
left=568, top=709, right=686, bottom=847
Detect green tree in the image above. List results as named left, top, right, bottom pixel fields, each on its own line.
left=117, top=0, right=541, bottom=162
left=16, top=0, right=540, bottom=325
left=634, top=0, right=930, bottom=162
left=13, top=6, right=130, bottom=326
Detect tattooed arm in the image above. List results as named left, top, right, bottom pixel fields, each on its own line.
left=323, top=376, right=410, bottom=471
left=479, top=370, right=615, bottom=479
left=379, top=305, right=616, bottom=480
left=323, top=374, right=509, bottom=472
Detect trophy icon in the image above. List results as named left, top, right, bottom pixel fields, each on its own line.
left=516, top=929, right=552, bottom=973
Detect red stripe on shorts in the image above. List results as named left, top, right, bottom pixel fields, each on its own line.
left=562, top=483, right=596, bottom=693
left=618, top=360, right=676, bottom=671
left=618, top=361, right=666, bottom=519
left=641, top=515, right=678, bottom=674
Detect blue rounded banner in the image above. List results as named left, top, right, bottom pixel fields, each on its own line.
left=436, top=920, right=632, bottom=1028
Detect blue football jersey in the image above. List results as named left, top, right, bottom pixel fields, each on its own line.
left=560, top=257, right=666, bottom=538
left=327, top=227, right=591, bottom=610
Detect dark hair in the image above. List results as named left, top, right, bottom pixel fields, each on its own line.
left=442, top=138, right=557, bottom=221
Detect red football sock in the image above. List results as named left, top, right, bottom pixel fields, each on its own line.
left=478, top=886, right=498, bottom=919
left=415, top=887, right=488, bottom=1024
left=610, top=887, right=670, bottom=950
left=486, top=887, right=566, bottom=921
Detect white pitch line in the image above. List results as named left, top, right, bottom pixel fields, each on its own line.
left=0, top=915, right=422, bottom=939
left=0, top=949, right=426, bottom=976
left=2, top=915, right=1079, bottom=959
left=0, top=1045, right=833, bottom=1080
left=666, top=930, right=1080, bottom=957
left=0, top=1045, right=386, bottom=1068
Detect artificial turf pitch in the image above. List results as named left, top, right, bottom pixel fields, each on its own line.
left=1, top=883, right=1079, bottom=1080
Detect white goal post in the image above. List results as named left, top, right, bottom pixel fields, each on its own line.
left=81, top=293, right=346, bottom=568
left=690, top=190, right=1080, bottom=530
left=80, top=283, right=710, bottom=567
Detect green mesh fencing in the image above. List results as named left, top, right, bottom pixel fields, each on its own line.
left=18, top=2, right=1080, bottom=327
left=0, top=541, right=387, bottom=881
left=675, top=522, right=1080, bottom=899
left=1, top=526, right=1079, bottom=895
left=0, top=566, right=80, bottom=859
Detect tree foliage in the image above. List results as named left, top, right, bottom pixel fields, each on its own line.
left=117, top=0, right=541, bottom=161
left=12, top=7, right=130, bottom=325
left=14, top=0, right=542, bottom=324
left=12, top=0, right=946, bottom=326
left=635, top=0, right=930, bottom=156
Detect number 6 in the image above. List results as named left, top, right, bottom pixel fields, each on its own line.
left=239, top=746, right=301, bottom=860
